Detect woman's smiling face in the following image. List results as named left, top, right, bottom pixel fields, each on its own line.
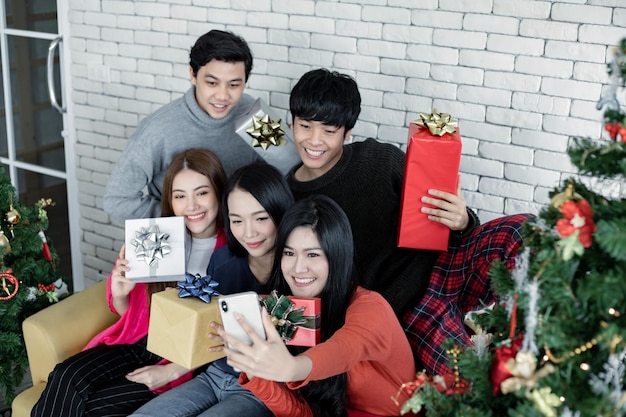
left=171, top=169, right=219, bottom=239
left=227, top=188, right=277, bottom=258
left=281, top=226, right=329, bottom=298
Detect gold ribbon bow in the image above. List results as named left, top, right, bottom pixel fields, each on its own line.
left=246, top=114, right=287, bottom=150
left=414, top=109, right=458, bottom=136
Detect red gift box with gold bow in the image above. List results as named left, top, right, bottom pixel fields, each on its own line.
left=398, top=110, right=462, bottom=251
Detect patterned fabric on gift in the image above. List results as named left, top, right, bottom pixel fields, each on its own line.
left=401, top=213, right=533, bottom=376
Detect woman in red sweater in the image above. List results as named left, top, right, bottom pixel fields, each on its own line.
left=218, top=194, right=416, bottom=417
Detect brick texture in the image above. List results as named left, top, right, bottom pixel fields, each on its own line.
left=66, top=1, right=626, bottom=287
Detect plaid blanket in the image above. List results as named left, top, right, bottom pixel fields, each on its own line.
left=402, top=213, right=533, bottom=376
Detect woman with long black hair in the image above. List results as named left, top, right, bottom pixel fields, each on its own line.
left=219, top=195, right=416, bottom=417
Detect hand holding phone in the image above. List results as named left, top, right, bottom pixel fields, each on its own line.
left=219, top=291, right=266, bottom=353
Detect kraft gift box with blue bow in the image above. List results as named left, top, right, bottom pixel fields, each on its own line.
left=147, top=287, right=224, bottom=369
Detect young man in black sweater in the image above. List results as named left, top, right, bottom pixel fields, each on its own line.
left=284, top=68, right=531, bottom=376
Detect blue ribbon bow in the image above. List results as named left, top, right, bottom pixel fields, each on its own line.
left=177, top=272, right=220, bottom=303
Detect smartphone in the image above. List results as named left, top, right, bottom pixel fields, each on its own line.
left=219, top=291, right=266, bottom=352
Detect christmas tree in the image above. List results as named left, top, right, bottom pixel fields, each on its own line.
left=397, top=39, right=626, bottom=417
left=0, top=167, right=69, bottom=404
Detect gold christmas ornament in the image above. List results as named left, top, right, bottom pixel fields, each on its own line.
left=6, top=193, right=21, bottom=224
left=6, top=207, right=20, bottom=225
left=550, top=181, right=583, bottom=209
left=5, top=194, right=21, bottom=237
left=0, top=231, right=10, bottom=255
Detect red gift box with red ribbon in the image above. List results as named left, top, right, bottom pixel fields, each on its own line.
left=398, top=111, right=462, bottom=251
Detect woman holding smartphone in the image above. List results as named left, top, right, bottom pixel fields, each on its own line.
left=130, top=162, right=294, bottom=417
left=219, top=195, right=417, bottom=417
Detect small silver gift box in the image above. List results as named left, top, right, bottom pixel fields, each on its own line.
left=124, top=216, right=186, bottom=283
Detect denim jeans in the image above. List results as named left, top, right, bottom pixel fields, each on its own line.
left=128, top=365, right=272, bottom=417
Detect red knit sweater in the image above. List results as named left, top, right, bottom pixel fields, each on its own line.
left=240, top=287, right=416, bottom=416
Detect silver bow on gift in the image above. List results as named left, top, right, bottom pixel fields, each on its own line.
left=130, top=225, right=171, bottom=267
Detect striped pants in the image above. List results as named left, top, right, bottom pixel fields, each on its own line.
left=402, top=213, right=533, bottom=376
left=31, top=337, right=161, bottom=417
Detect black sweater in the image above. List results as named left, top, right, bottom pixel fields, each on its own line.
left=287, top=138, right=476, bottom=316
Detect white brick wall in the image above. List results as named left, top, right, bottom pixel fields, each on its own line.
left=67, top=1, right=626, bottom=287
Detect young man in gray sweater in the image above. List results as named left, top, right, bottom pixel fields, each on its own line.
left=104, top=30, right=298, bottom=222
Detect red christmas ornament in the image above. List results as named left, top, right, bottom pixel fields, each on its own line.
left=37, top=283, right=56, bottom=293
left=605, top=122, right=620, bottom=139
left=604, top=122, right=626, bottom=142
left=490, top=294, right=523, bottom=395
left=491, top=337, right=523, bottom=395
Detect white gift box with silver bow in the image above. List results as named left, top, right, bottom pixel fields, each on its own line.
left=124, top=216, right=186, bottom=283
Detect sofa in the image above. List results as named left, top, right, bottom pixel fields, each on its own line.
left=12, top=280, right=118, bottom=417
left=11, top=212, right=530, bottom=416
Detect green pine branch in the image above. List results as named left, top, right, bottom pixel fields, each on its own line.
left=568, top=137, right=626, bottom=178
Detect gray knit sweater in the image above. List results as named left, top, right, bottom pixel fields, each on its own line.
left=103, top=87, right=261, bottom=222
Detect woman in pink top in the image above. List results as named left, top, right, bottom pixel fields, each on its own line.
left=32, top=149, right=228, bottom=417
left=218, top=195, right=416, bottom=417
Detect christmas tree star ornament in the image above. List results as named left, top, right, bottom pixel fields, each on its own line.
left=0, top=269, right=19, bottom=300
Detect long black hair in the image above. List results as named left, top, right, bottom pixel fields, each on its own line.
left=222, top=162, right=294, bottom=257
left=269, top=194, right=358, bottom=417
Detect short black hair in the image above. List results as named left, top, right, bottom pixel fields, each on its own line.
left=189, top=29, right=253, bottom=81
left=290, top=68, right=361, bottom=131
left=222, top=163, right=294, bottom=257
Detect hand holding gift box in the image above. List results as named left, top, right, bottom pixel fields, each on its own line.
left=125, top=216, right=186, bottom=282
left=398, top=109, right=462, bottom=251
left=235, top=98, right=300, bottom=175
left=260, top=290, right=321, bottom=346
left=147, top=276, right=223, bottom=369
